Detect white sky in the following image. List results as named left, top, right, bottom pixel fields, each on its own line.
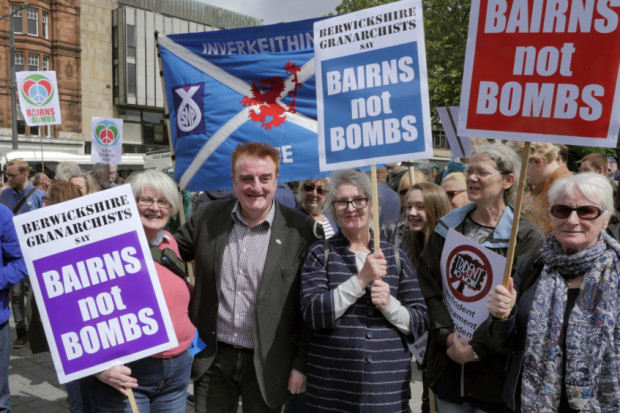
left=197, top=0, right=342, bottom=24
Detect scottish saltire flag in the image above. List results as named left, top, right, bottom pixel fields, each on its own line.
left=158, top=19, right=329, bottom=191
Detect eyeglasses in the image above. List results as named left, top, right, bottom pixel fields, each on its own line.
left=464, top=168, right=503, bottom=179
left=333, top=198, right=368, bottom=211
left=137, top=197, right=172, bottom=209
left=303, top=183, right=328, bottom=195
left=6, top=172, right=23, bottom=179
left=445, top=190, right=465, bottom=199
left=549, top=204, right=603, bottom=220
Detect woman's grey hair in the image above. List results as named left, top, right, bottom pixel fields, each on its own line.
left=548, top=172, right=614, bottom=216
left=127, top=169, right=180, bottom=215
left=327, top=169, right=372, bottom=219
left=471, top=143, right=521, bottom=204
left=55, top=162, right=82, bottom=181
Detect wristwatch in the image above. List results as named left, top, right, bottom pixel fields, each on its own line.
left=469, top=344, right=480, bottom=362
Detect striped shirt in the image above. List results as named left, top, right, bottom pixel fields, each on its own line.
left=217, top=201, right=274, bottom=349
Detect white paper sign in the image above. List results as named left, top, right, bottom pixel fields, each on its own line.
left=91, top=117, right=124, bottom=165
left=16, top=71, right=62, bottom=126
left=439, top=228, right=505, bottom=339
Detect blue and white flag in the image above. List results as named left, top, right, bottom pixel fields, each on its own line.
left=158, top=19, right=329, bottom=191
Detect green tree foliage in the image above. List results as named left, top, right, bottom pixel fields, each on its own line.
left=335, top=0, right=471, bottom=122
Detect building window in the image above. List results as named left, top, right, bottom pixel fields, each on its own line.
left=15, top=51, right=24, bottom=72
left=127, top=62, right=136, bottom=95
left=43, top=56, right=50, bottom=71
left=42, top=11, right=49, bottom=39
left=28, top=53, right=39, bottom=71
left=127, top=24, right=136, bottom=58
left=27, top=7, right=38, bottom=36
left=11, top=6, right=23, bottom=34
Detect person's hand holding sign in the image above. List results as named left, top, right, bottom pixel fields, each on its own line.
left=446, top=332, right=478, bottom=364
left=370, top=279, right=391, bottom=310
left=487, top=277, right=517, bottom=320
left=96, top=365, right=138, bottom=396
left=356, top=250, right=387, bottom=290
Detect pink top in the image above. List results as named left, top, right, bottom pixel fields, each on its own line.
left=152, top=231, right=196, bottom=358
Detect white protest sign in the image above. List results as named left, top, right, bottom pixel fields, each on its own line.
left=437, top=106, right=472, bottom=159
left=16, top=71, right=62, bottom=126
left=91, top=117, right=123, bottom=165
left=315, top=0, right=433, bottom=171
left=13, top=185, right=177, bottom=384
left=440, top=228, right=505, bottom=339
left=458, top=0, right=620, bottom=147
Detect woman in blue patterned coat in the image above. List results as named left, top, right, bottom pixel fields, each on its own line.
left=300, top=169, right=428, bottom=413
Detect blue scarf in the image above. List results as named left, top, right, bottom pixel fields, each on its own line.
left=521, top=232, right=620, bottom=412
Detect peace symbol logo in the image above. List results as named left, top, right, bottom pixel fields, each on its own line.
left=94, top=120, right=120, bottom=147
left=21, top=74, right=55, bottom=106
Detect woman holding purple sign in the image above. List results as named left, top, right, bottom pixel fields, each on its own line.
left=89, top=169, right=195, bottom=413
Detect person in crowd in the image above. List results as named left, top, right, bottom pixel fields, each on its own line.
left=297, top=178, right=337, bottom=238
left=175, top=142, right=318, bottom=412
left=404, top=182, right=451, bottom=413
left=511, top=141, right=572, bottom=236
left=54, top=161, right=82, bottom=181
left=43, top=181, right=83, bottom=206
left=32, top=172, right=51, bottom=191
left=579, top=153, right=617, bottom=195
left=487, top=173, right=620, bottom=412
left=386, top=162, right=408, bottom=192
left=608, top=156, right=620, bottom=181
left=441, top=172, right=469, bottom=209
left=418, top=143, right=544, bottom=413
left=300, top=168, right=428, bottom=412
left=380, top=170, right=427, bottom=252
left=90, top=169, right=195, bottom=412
left=1, top=159, right=45, bottom=349
left=0, top=201, right=28, bottom=412
left=375, top=167, right=401, bottom=227
left=556, top=143, right=568, bottom=165
left=68, top=171, right=97, bottom=196
left=406, top=183, right=452, bottom=269
left=93, top=163, right=118, bottom=190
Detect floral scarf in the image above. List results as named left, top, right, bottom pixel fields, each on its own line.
left=521, top=233, right=620, bottom=412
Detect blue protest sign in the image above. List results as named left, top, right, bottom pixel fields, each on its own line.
left=315, top=0, right=433, bottom=171
left=157, top=19, right=330, bottom=191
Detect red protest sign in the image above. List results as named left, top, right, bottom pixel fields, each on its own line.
left=458, top=0, right=620, bottom=147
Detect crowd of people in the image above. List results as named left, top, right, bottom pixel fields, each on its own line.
left=0, top=140, right=619, bottom=412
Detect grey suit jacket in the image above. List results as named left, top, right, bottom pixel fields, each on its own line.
left=175, top=199, right=318, bottom=407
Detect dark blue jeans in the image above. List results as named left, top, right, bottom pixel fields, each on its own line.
left=90, top=350, right=192, bottom=413
left=194, top=342, right=282, bottom=413
left=0, top=321, right=10, bottom=412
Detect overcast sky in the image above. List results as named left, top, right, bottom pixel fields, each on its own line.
left=198, top=0, right=342, bottom=24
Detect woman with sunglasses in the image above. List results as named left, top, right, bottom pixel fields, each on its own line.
left=441, top=172, right=469, bottom=209
left=297, top=178, right=338, bottom=239
left=88, top=169, right=195, bottom=412
left=300, top=169, right=428, bottom=412
left=417, top=143, right=544, bottom=413
left=487, top=173, right=620, bottom=412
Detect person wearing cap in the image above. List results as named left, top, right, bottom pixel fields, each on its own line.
left=607, top=156, right=620, bottom=181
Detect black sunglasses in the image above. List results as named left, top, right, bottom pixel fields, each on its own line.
left=550, top=204, right=604, bottom=220
left=303, top=183, right=328, bottom=195
left=445, top=190, right=465, bottom=199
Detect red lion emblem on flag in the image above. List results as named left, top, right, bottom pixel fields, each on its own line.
left=241, top=61, right=302, bottom=130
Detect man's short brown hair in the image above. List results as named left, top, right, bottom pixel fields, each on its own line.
left=231, top=142, right=281, bottom=175
left=7, top=159, right=30, bottom=173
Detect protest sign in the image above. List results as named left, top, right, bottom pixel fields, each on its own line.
left=437, top=106, right=471, bottom=158
left=157, top=18, right=328, bottom=191
left=16, top=71, right=62, bottom=126
left=315, top=0, right=433, bottom=171
left=91, top=117, right=123, bottom=165
left=13, top=185, right=177, bottom=384
left=458, top=0, right=620, bottom=147
left=440, top=228, right=505, bottom=339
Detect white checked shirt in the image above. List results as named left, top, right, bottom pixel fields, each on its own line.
left=216, top=201, right=275, bottom=349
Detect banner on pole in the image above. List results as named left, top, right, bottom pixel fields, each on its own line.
left=13, top=185, right=177, bottom=384
left=315, top=0, right=433, bottom=171
left=16, top=71, right=62, bottom=126
left=458, top=0, right=620, bottom=147
left=157, top=19, right=328, bottom=191
left=91, top=117, right=123, bottom=165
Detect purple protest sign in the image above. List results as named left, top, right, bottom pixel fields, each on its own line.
left=12, top=185, right=177, bottom=383
left=33, top=231, right=170, bottom=375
